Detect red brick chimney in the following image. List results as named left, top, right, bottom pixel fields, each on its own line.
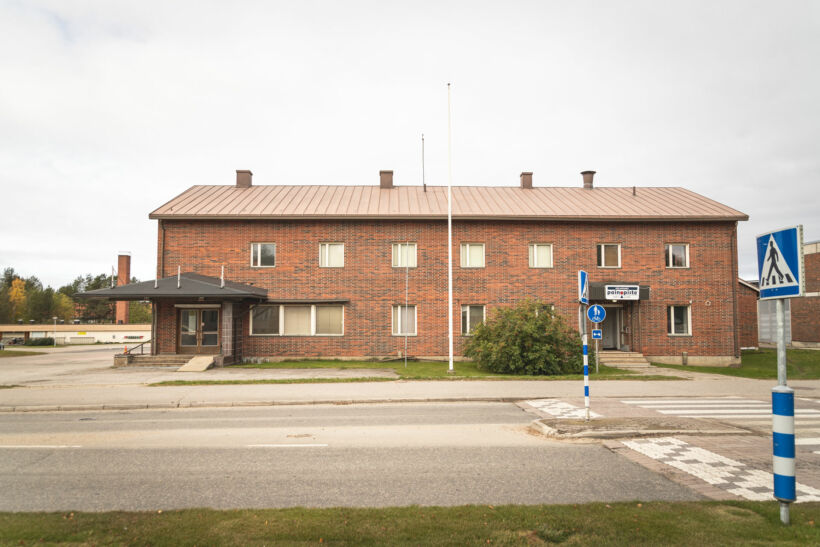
left=520, top=172, right=533, bottom=189
left=236, top=170, right=253, bottom=188
left=380, top=170, right=393, bottom=189
left=115, top=253, right=131, bottom=325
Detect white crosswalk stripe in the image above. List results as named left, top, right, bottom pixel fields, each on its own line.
left=523, top=399, right=601, bottom=419
left=621, top=397, right=820, bottom=449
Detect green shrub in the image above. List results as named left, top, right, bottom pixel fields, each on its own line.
left=24, top=337, right=54, bottom=346
left=464, top=301, right=583, bottom=375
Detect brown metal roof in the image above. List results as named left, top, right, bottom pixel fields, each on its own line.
left=149, top=185, right=748, bottom=221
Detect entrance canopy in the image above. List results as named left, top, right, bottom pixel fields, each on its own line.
left=76, top=272, right=268, bottom=302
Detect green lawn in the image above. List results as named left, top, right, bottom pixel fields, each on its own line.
left=233, top=359, right=675, bottom=381
left=654, top=348, right=820, bottom=380
left=0, top=349, right=44, bottom=358
left=1, top=502, right=817, bottom=545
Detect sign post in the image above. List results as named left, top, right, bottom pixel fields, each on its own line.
left=757, top=225, right=804, bottom=525
left=578, top=271, right=589, bottom=421
left=587, top=305, right=606, bottom=374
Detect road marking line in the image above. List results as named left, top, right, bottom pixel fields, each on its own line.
left=796, top=438, right=820, bottom=445
left=0, top=445, right=82, bottom=449
left=622, top=398, right=745, bottom=404
left=643, top=404, right=769, bottom=409
left=247, top=444, right=328, bottom=448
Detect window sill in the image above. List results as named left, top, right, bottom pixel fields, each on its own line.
left=597, top=266, right=621, bottom=269
left=392, top=266, right=418, bottom=269
left=250, top=266, right=276, bottom=269
left=666, top=266, right=690, bottom=270
left=391, top=333, right=417, bottom=337
left=528, top=266, right=554, bottom=269
left=250, top=334, right=345, bottom=337
left=667, top=333, right=692, bottom=337
left=460, top=266, right=485, bottom=269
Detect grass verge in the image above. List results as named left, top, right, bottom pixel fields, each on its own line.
left=150, top=377, right=396, bottom=386
left=235, top=359, right=677, bottom=382
left=654, top=348, right=820, bottom=380
left=0, top=349, right=45, bottom=358
left=0, top=502, right=817, bottom=545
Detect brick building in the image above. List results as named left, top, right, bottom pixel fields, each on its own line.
left=82, top=169, right=749, bottom=365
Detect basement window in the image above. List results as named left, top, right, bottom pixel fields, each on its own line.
left=250, top=243, right=276, bottom=267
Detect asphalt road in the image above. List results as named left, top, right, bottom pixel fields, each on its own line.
left=0, top=403, right=700, bottom=511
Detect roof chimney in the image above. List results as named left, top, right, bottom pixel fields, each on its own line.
left=236, top=170, right=253, bottom=188
left=520, top=172, right=533, bottom=189
left=581, top=170, right=596, bottom=189
left=380, top=170, right=393, bottom=189
left=115, top=252, right=131, bottom=325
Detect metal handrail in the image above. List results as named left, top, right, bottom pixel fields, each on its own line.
left=123, top=340, right=151, bottom=355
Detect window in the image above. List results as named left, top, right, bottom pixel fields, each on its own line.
left=461, top=305, right=485, bottom=335
left=283, top=306, right=311, bottom=335
left=460, top=243, right=485, bottom=268
left=316, top=305, right=344, bottom=335
left=392, top=305, right=417, bottom=336
left=392, top=243, right=417, bottom=268
left=251, top=243, right=276, bottom=267
left=319, top=243, right=344, bottom=267
left=250, top=304, right=344, bottom=336
left=665, top=244, right=689, bottom=268
left=667, top=305, right=691, bottom=336
left=250, top=305, right=279, bottom=335
left=528, top=244, right=553, bottom=268
left=597, top=244, right=621, bottom=268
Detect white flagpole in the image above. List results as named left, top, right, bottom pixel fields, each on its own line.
left=447, top=83, right=454, bottom=373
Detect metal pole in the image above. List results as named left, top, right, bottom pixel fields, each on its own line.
left=579, top=305, right=590, bottom=421
left=404, top=242, right=409, bottom=368
left=447, top=83, right=454, bottom=373
left=53, top=317, right=57, bottom=347
left=595, top=335, right=599, bottom=374
left=773, top=298, right=794, bottom=525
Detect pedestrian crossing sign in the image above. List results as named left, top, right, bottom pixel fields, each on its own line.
left=757, top=225, right=804, bottom=300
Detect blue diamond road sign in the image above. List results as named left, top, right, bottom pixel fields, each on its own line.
left=757, top=226, right=804, bottom=300
left=587, top=305, right=606, bottom=323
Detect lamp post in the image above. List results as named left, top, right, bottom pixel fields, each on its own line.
left=52, top=316, right=57, bottom=347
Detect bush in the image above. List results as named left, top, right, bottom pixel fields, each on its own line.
left=464, top=301, right=583, bottom=375
left=24, top=337, right=54, bottom=346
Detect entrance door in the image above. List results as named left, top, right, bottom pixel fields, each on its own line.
left=601, top=307, right=619, bottom=350
left=178, top=308, right=220, bottom=354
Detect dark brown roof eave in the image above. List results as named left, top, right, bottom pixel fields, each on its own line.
left=149, top=213, right=749, bottom=222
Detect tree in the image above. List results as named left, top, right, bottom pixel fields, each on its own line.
left=53, top=292, right=74, bottom=322
left=463, top=300, right=583, bottom=375
left=129, top=301, right=152, bottom=323
left=8, top=278, right=26, bottom=322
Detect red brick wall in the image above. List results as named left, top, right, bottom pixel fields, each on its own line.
left=737, top=282, right=759, bottom=348
left=791, top=250, right=820, bottom=343
left=156, top=219, right=741, bottom=359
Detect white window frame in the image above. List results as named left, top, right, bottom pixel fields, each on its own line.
left=250, top=304, right=344, bottom=336
left=665, top=243, right=689, bottom=268
left=319, top=242, right=344, bottom=268
left=461, top=304, right=485, bottom=335
left=667, top=305, right=692, bottom=336
left=596, top=243, right=621, bottom=268
left=528, top=243, right=553, bottom=268
left=250, top=243, right=276, bottom=268
left=392, top=242, right=418, bottom=268
left=460, top=243, right=485, bottom=268
left=392, top=304, right=417, bottom=336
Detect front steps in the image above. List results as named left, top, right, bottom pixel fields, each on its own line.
left=598, top=350, right=651, bottom=369
left=114, top=354, right=192, bottom=367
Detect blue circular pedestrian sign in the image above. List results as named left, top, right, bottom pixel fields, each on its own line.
left=587, top=305, right=606, bottom=323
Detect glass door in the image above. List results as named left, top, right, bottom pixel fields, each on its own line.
left=178, top=308, right=220, bottom=354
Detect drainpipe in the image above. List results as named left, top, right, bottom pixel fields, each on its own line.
left=730, top=222, right=740, bottom=361
left=159, top=220, right=166, bottom=278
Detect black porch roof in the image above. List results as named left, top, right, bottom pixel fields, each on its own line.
left=76, top=273, right=269, bottom=301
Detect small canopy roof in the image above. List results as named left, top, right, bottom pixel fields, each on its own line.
left=76, top=273, right=268, bottom=301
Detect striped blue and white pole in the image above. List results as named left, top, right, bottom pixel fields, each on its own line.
left=583, top=332, right=590, bottom=421
left=772, top=385, right=796, bottom=504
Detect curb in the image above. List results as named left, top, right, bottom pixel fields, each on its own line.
left=528, top=418, right=755, bottom=440
left=0, top=397, right=529, bottom=413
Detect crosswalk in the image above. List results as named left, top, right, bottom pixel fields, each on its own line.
left=621, top=397, right=820, bottom=454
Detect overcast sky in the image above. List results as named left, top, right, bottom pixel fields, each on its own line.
left=1, top=1, right=818, bottom=288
